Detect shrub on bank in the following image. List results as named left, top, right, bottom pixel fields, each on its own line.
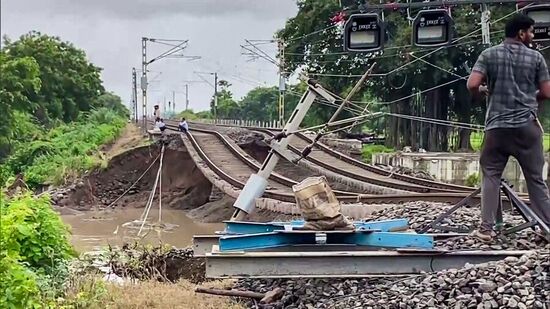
left=1, top=108, right=126, bottom=188
left=0, top=193, right=75, bottom=308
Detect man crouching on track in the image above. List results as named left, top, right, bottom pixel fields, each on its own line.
left=467, top=14, right=550, bottom=241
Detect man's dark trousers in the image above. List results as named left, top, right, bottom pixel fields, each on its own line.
left=480, top=119, right=550, bottom=231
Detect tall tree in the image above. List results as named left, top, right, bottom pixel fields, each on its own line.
left=239, top=86, right=279, bottom=122
left=3, top=31, right=104, bottom=125
left=276, top=1, right=522, bottom=151
left=211, top=80, right=240, bottom=119
left=92, top=92, right=129, bottom=118
left=0, top=52, right=41, bottom=157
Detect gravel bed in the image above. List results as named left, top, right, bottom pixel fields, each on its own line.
left=234, top=202, right=549, bottom=309
left=364, top=201, right=550, bottom=251
left=236, top=252, right=549, bottom=309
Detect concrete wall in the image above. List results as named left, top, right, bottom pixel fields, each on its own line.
left=372, top=152, right=550, bottom=193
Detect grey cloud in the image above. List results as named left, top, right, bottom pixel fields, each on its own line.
left=13, top=0, right=296, bottom=20
left=2, top=0, right=296, bottom=113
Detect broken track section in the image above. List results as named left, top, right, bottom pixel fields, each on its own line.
left=178, top=129, right=486, bottom=218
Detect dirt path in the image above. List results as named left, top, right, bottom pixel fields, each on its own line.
left=104, top=123, right=149, bottom=159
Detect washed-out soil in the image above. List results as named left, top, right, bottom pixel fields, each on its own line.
left=53, top=135, right=283, bottom=223
left=236, top=133, right=354, bottom=191
left=54, top=137, right=213, bottom=213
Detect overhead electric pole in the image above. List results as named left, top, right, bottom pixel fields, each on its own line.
left=172, top=91, right=176, bottom=113
left=141, top=38, right=148, bottom=133
left=138, top=37, right=199, bottom=134
left=193, top=71, right=219, bottom=121
left=132, top=67, right=138, bottom=123
left=214, top=72, right=218, bottom=121
left=481, top=4, right=491, bottom=46
left=185, top=84, right=190, bottom=111
left=278, top=39, right=286, bottom=127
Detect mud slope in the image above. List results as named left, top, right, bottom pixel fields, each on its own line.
left=56, top=137, right=212, bottom=211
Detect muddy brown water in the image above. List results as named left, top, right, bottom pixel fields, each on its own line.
left=61, top=208, right=223, bottom=252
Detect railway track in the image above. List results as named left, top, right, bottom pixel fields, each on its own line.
left=187, top=121, right=469, bottom=194
left=161, top=122, right=485, bottom=208
left=260, top=128, right=474, bottom=192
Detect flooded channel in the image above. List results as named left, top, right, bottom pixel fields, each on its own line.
left=61, top=207, right=223, bottom=252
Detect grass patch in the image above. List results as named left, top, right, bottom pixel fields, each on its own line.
left=1, top=108, right=127, bottom=188
left=361, top=144, right=394, bottom=163
left=465, top=173, right=481, bottom=187
left=72, top=279, right=245, bottom=309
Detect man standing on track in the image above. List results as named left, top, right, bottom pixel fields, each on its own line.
left=467, top=13, right=550, bottom=241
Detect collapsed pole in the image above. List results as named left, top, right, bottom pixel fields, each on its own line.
left=294, top=64, right=375, bottom=162
left=229, top=77, right=338, bottom=221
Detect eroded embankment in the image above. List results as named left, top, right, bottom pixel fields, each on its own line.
left=53, top=138, right=212, bottom=213
left=50, top=133, right=302, bottom=225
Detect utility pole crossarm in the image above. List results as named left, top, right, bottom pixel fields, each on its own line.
left=139, top=36, right=196, bottom=134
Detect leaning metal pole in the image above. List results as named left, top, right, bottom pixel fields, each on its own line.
left=229, top=77, right=338, bottom=221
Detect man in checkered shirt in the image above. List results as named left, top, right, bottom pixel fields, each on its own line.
left=467, top=13, right=550, bottom=241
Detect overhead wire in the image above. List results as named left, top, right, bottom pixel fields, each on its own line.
left=235, top=7, right=525, bottom=135
left=285, top=24, right=338, bottom=42
left=244, top=39, right=279, bottom=64
left=385, top=113, right=485, bottom=131
left=286, top=89, right=485, bottom=132
left=408, top=54, right=467, bottom=80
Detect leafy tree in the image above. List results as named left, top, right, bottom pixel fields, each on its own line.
left=211, top=80, right=240, bottom=119
left=276, top=0, right=526, bottom=151
left=0, top=52, right=41, bottom=158
left=92, top=92, right=129, bottom=118
left=240, top=86, right=279, bottom=122
left=3, top=31, right=104, bottom=124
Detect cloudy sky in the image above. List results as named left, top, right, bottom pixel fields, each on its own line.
left=1, top=0, right=297, bottom=114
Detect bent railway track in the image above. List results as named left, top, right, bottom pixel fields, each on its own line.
left=187, top=122, right=470, bottom=194
left=161, top=122, right=486, bottom=208
left=257, top=128, right=475, bottom=192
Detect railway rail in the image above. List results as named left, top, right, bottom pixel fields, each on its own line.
left=260, top=128, right=474, bottom=192
left=186, top=121, right=476, bottom=191
left=160, top=122, right=487, bottom=209
left=186, top=121, right=470, bottom=194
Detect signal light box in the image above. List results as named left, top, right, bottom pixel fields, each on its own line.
left=523, top=4, right=550, bottom=42
left=413, top=9, right=454, bottom=47
left=344, top=13, right=384, bottom=52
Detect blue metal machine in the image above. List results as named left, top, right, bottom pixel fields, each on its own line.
left=217, top=219, right=434, bottom=252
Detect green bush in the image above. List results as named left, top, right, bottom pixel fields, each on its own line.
left=0, top=193, right=75, bottom=308
left=177, top=109, right=199, bottom=121
left=0, top=255, right=41, bottom=309
left=1, top=194, right=74, bottom=272
left=361, top=144, right=394, bottom=163
left=1, top=108, right=126, bottom=187
left=465, top=173, right=481, bottom=187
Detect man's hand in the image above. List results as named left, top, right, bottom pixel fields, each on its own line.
left=479, top=85, right=489, bottom=97
left=467, top=71, right=487, bottom=98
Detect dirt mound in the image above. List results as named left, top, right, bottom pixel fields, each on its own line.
left=54, top=136, right=212, bottom=212
left=78, top=243, right=207, bottom=284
